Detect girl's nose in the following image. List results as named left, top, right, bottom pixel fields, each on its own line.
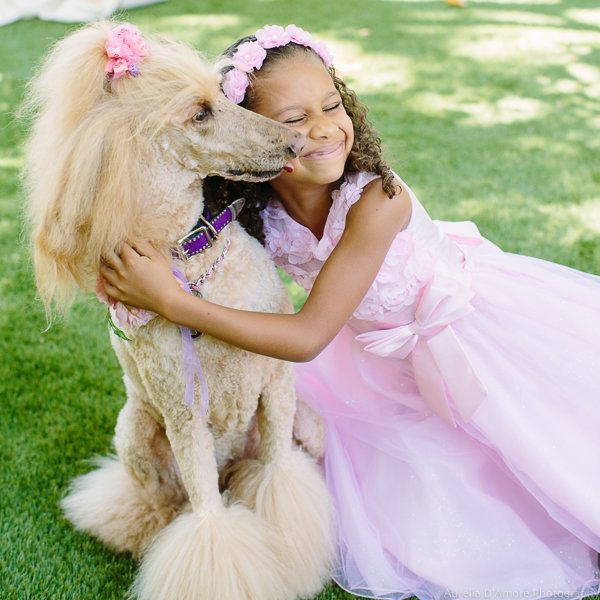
left=309, top=115, right=336, bottom=138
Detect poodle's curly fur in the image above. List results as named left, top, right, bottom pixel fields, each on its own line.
left=22, top=21, right=333, bottom=600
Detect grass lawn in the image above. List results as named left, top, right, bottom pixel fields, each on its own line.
left=1, top=0, right=599, bottom=598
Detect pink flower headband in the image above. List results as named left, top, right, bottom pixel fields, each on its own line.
left=222, top=24, right=333, bottom=104
left=105, top=23, right=150, bottom=81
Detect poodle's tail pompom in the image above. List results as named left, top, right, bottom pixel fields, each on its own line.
left=227, top=449, right=336, bottom=598
left=129, top=503, right=290, bottom=600
left=60, top=456, right=182, bottom=558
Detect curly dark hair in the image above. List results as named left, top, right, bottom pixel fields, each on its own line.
left=203, top=37, right=397, bottom=243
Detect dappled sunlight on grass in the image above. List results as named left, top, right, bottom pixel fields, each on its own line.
left=131, top=12, right=244, bottom=54
left=544, top=198, right=600, bottom=269
left=566, top=62, right=600, bottom=98
left=542, top=76, right=579, bottom=94
left=450, top=25, right=600, bottom=64
left=152, top=13, right=242, bottom=29
left=335, top=51, right=415, bottom=93
left=382, top=0, right=441, bottom=3
left=586, top=115, right=600, bottom=132
left=466, top=9, right=564, bottom=25
left=516, top=133, right=579, bottom=157
left=450, top=193, right=600, bottom=271
left=0, top=217, right=11, bottom=236
left=545, top=198, right=600, bottom=238
left=473, top=0, right=561, bottom=4
left=0, top=156, right=24, bottom=168
left=565, top=8, right=600, bottom=28
left=406, top=91, right=550, bottom=125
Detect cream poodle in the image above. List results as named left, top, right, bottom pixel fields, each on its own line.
left=22, top=21, right=334, bottom=600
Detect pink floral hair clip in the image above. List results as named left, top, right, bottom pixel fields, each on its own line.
left=222, top=24, right=333, bottom=104
left=105, top=23, right=150, bottom=81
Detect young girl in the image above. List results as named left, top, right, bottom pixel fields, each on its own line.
left=101, top=25, right=600, bottom=600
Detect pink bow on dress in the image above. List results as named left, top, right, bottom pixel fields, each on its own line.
left=356, top=274, right=488, bottom=426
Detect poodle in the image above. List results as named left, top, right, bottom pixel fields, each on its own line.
left=22, top=21, right=334, bottom=600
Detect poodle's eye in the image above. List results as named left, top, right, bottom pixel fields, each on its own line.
left=192, top=108, right=210, bottom=123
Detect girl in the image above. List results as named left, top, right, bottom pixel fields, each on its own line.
left=101, top=25, right=600, bottom=600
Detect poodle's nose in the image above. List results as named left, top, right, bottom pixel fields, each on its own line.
left=287, top=134, right=305, bottom=157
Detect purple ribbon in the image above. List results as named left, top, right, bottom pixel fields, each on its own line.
left=171, top=266, right=210, bottom=416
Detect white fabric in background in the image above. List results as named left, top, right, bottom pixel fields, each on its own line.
left=0, top=0, right=167, bottom=26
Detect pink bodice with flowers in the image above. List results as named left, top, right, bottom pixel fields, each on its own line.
left=261, top=171, right=473, bottom=324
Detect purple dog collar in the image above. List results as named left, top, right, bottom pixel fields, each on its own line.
left=174, top=198, right=245, bottom=260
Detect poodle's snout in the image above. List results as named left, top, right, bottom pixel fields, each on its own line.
left=287, top=134, right=305, bottom=157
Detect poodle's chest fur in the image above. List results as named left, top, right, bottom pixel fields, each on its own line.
left=110, top=223, right=294, bottom=466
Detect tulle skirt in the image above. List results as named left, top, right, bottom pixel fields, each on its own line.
left=295, top=235, right=600, bottom=600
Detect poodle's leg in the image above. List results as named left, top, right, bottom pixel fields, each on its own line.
left=293, top=395, right=326, bottom=460
left=256, top=363, right=296, bottom=463
left=114, top=377, right=187, bottom=509
left=130, top=409, right=289, bottom=600
left=227, top=362, right=336, bottom=599
left=61, top=379, right=187, bottom=557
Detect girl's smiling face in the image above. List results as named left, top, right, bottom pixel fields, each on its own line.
left=251, top=52, right=354, bottom=191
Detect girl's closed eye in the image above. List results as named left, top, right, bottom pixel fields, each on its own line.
left=284, top=115, right=307, bottom=126
left=284, top=102, right=341, bottom=126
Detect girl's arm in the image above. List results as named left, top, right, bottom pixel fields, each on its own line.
left=101, top=179, right=411, bottom=362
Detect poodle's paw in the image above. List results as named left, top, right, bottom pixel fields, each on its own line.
left=61, top=456, right=184, bottom=558
left=129, top=503, right=290, bottom=600
left=227, top=450, right=335, bottom=598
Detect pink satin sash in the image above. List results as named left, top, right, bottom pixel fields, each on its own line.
left=356, top=223, right=487, bottom=426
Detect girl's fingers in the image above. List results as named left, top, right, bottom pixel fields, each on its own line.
left=98, top=241, right=172, bottom=310
left=100, top=276, right=122, bottom=300
left=99, top=260, right=115, bottom=279
left=99, top=262, right=110, bottom=277
left=99, top=263, right=120, bottom=290
left=102, top=243, right=145, bottom=276
left=102, top=242, right=160, bottom=275
left=101, top=248, right=123, bottom=270
left=118, top=243, right=141, bottom=262
left=99, top=265, right=119, bottom=300
left=129, top=240, right=157, bottom=258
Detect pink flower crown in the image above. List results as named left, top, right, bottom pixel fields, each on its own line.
left=105, top=23, right=150, bottom=81
left=222, top=24, right=333, bottom=104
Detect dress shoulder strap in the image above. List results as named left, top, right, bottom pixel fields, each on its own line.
left=337, top=172, right=382, bottom=209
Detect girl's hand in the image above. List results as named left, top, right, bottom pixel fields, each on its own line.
left=100, top=242, right=182, bottom=316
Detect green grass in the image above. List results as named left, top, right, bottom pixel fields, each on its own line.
left=1, top=0, right=599, bottom=598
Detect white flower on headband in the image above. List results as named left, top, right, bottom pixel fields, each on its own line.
left=222, top=24, right=333, bottom=104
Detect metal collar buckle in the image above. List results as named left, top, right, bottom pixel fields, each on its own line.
left=173, top=198, right=245, bottom=261
left=176, top=214, right=218, bottom=259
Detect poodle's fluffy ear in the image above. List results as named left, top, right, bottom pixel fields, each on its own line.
left=22, top=21, right=145, bottom=312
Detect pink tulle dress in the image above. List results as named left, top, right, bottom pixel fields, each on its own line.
left=261, top=172, right=600, bottom=600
